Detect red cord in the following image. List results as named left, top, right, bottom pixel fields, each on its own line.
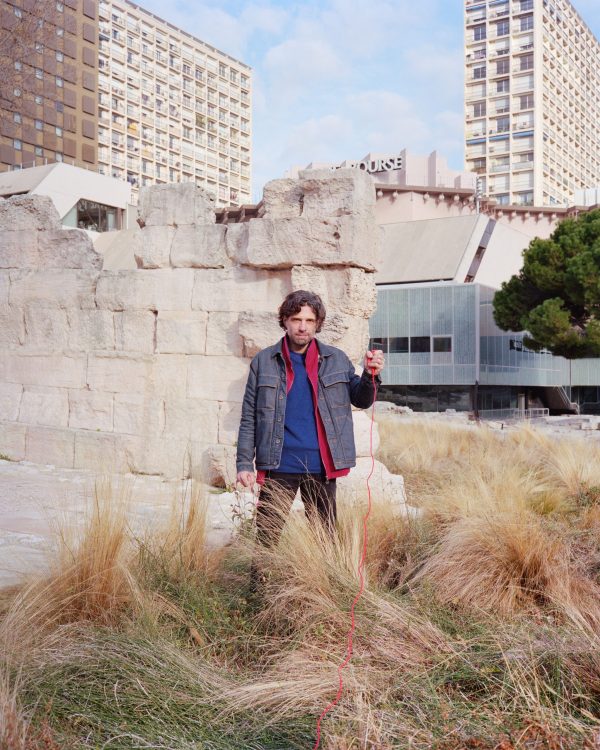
left=312, top=371, right=377, bottom=750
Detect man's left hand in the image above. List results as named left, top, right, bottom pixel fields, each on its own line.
left=364, top=349, right=385, bottom=377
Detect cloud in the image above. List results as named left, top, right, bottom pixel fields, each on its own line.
left=264, top=38, right=345, bottom=94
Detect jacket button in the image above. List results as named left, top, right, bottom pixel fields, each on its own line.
left=275, top=438, right=281, bottom=443
left=277, top=417, right=282, bottom=422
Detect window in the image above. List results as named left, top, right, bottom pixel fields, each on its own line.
left=496, top=194, right=510, bottom=205
left=35, top=119, right=43, bottom=130
left=472, top=157, right=486, bottom=172
left=389, top=337, right=409, bottom=354
left=56, top=76, right=63, bottom=87
left=521, top=14, right=533, bottom=31
left=473, top=101, right=486, bottom=117
left=520, top=53, right=533, bottom=71
left=497, top=78, right=510, bottom=92
left=410, top=337, right=431, bottom=353
left=496, top=116, right=510, bottom=132
left=433, top=337, right=452, bottom=353
left=56, top=51, right=63, bottom=62
left=520, top=94, right=534, bottom=109
left=35, top=95, right=43, bottom=104
left=496, top=59, right=509, bottom=75
left=219, top=63, right=227, bottom=77
left=56, top=28, right=64, bottom=37
left=496, top=20, right=509, bottom=35
left=520, top=0, right=533, bottom=10
left=56, top=101, right=63, bottom=112
left=369, top=337, right=386, bottom=352
left=474, top=66, right=486, bottom=79
left=14, top=61, right=22, bottom=71
left=56, top=1, right=64, bottom=10
left=55, top=126, right=62, bottom=136
left=55, top=152, right=63, bottom=162
left=35, top=42, right=43, bottom=52
left=14, top=139, right=22, bottom=150
left=13, top=88, right=21, bottom=97
left=35, top=146, right=43, bottom=156
left=474, top=25, right=486, bottom=41
left=13, top=7, right=22, bottom=17
left=13, top=113, right=21, bottom=123
left=35, top=68, right=43, bottom=79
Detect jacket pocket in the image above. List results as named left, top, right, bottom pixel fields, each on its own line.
left=256, top=374, right=278, bottom=412
left=321, top=370, right=350, bottom=408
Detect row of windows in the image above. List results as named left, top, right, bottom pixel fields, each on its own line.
left=472, top=14, right=533, bottom=41
left=369, top=336, right=452, bottom=354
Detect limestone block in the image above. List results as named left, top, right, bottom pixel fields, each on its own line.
left=0, top=230, right=39, bottom=268
left=68, top=309, right=115, bottom=351
left=18, top=386, right=69, bottom=427
left=205, top=312, right=242, bottom=356
left=319, top=314, right=369, bottom=365
left=352, top=410, right=380, bottom=458
left=0, top=383, right=23, bottom=421
left=98, top=228, right=140, bottom=271
left=164, top=398, right=219, bottom=444
left=238, top=311, right=281, bottom=358
left=0, top=305, right=24, bottom=348
left=191, top=267, right=291, bottom=313
left=231, top=214, right=378, bottom=271
left=203, top=444, right=237, bottom=488
left=9, top=270, right=98, bottom=309
left=68, top=390, right=114, bottom=432
left=0, top=353, right=87, bottom=389
left=340, top=267, right=378, bottom=319
left=170, top=224, right=228, bottom=268
left=291, top=266, right=377, bottom=320
left=187, top=355, right=249, bottom=402
left=87, top=353, right=152, bottom=393
left=0, top=195, right=61, bottom=232
left=138, top=183, right=216, bottom=227
left=74, top=431, right=128, bottom=473
left=121, top=433, right=204, bottom=479
left=146, top=355, right=187, bottom=399
left=156, top=311, right=207, bottom=354
left=262, top=179, right=303, bottom=220
left=114, top=311, right=156, bottom=353
left=25, top=425, right=75, bottom=468
left=113, top=392, right=165, bottom=436
left=133, top=226, right=176, bottom=269
left=96, top=269, right=194, bottom=311
left=298, top=168, right=375, bottom=219
left=0, top=421, right=26, bottom=461
left=42, top=228, right=102, bottom=270
left=218, top=401, right=242, bottom=445
left=23, top=307, right=69, bottom=350
left=224, top=223, right=248, bottom=263
left=0, top=272, right=8, bottom=305
left=338, top=457, right=407, bottom=506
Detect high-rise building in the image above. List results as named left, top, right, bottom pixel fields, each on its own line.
left=464, top=0, right=600, bottom=207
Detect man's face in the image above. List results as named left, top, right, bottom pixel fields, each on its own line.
left=283, top=305, right=318, bottom=353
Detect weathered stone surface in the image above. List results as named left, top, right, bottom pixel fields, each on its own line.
left=98, top=228, right=140, bottom=271
left=9, top=270, right=98, bottom=309
left=238, top=311, right=281, bottom=358
left=203, top=444, right=236, bottom=488
left=73, top=431, right=127, bottom=473
left=114, top=311, right=156, bottom=353
left=164, top=398, right=218, bottom=443
left=96, top=270, right=194, bottom=311
left=68, top=309, right=115, bottom=351
left=170, top=224, right=227, bottom=268
left=147, top=355, right=188, bottom=398
left=0, top=421, right=26, bottom=461
left=0, top=230, right=39, bottom=268
left=0, top=383, right=22, bottom=421
left=262, top=179, right=303, bottom=220
left=0, top=353, right=87, bottom=389
left=43, top=229, right=102, bottom=270
left=23, top=307, right=69, bottom=350
left=338, top=458, right=406, bottom=505
left=187, top=355, right=249, bottom=402
left=25, top=425, right=75, bottom=467
left=218, top=401, right=242, bottom=445
left=87, top=353, right=152, bottom=393
left=156, top=311, right=207, bottom=354
left=205, top=312, right=242, bottom=357
left=121, top=433, right=204, bottom=479
left=138, top=183, right=216, bottom=227
left=319, top=314, right=369, bottom=365
left=133, top=226, right=175, bottom=269
left=299, top=168, right=375, bottom=219
left=0, top=305, right=24, bottom=348
left=113, top=392, right=165, bottom=436
left=0, top=272, right=8, bottom=305
left=68, top=390, right=114, bottom=432
left=291, top=266, right=377, bottom=320
left=0, top=195, right=61, bottom=232
left=18, top=386, right=69, bottom=428
left=231, top=214, right=378, bottom=271
left=352, top=410, right=380, bottom=458
left=192, top=267, right=291, bottom=313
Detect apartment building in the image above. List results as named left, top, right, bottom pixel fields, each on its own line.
left=97, top=0, right=252, bottom=206
left=464, top=0, right=600, bottom=207
left=0, top=0, right=99, bottom=170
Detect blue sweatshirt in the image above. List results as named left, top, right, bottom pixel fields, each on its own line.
left=277, top=350, right=322, bottom=474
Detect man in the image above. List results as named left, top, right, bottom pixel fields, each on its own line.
left=236, top=290, right=385, bottom=547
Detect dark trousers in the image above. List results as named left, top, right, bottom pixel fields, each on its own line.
left=255, top=471, right=337, bottom=548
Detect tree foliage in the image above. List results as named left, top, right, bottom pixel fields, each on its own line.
left=493, top=209, right=600, bottom=358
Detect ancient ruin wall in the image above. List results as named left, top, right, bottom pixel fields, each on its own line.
left=0, top=169, right=380, bottom=480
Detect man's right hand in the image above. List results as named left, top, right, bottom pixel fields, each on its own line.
left=236, top=471, right=256, bottom=489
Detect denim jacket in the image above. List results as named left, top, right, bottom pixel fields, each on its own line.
left=236, top=337, right=379, bottom=474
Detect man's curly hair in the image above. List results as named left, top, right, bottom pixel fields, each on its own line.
left=278, top=290, right=326, bottom=333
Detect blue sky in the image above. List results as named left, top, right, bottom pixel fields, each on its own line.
left=139, top=0, right=600, bottom=201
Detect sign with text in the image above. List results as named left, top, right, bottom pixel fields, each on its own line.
left=332, top=155, right=403, bottom=174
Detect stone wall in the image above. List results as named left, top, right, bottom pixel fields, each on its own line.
left=0, top=169, right=380, bottom=481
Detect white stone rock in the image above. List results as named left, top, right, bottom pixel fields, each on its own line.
left=0, top=421, right=26, bottom=461
left=170, top=224, right=228, bottom=268
left=163, top=398, right=219, bottom=444
left=23, top=307, right=69, bottom=351
left=299, top=168, right=375, bottom=219
left=0, top=353, right=87, bottom=389
left=191, top=267, right=291, bottom=313
left=187, top=355, right=250, bottom=402
left=238, top=311, right=281, bottom=358
left=138, top=183, right=216, bottom=227
left=133, top=226, right=176, bottom=269
left=262, top=179, right=303, bottom=220
left=43, top=229, right=102, bottom=270
left=114, top=311, right=156, bottom=353
left=9, top=270, right=98, bottom=309
left=352, top=410, right=380, bottom=458
left=96, top=269, right=194, bottom=311
left=0, top=272, right=8, bottom=305
left=156, top=311, right=207, bottom=354
left=68, top=309, right=115, bottom=351
left=120, top=433, right=205, bottom=479
left=87, top=353, right=153, bottom=393
left=218, top=401, right=242, bottom=445
left=0, top=305, right=24, bottom=348
left=68, top=390, right=114, bottom=432
left=73, top=431, right=128, bottom=473
left=0, top=383, right=23, bottom=421
left=205, top=312, right=242, bottom=357
left=319, top=315, right=370, bottom=366
left=96, top=228, right=140, bottom=271
left=18, top=386, right=69, bottom=428
left=338, top=457, right=407, bottom=506
left=203, top=444, right=237, bottom=488
left=0, top=230, right=39, bottom=268
left=147, top=355, right=188, bottom=399
left=25, top=426, right=75, bottom=468
left=0, top=195, right=61, bottom=232
left=113, top=392, right=165, bottom=436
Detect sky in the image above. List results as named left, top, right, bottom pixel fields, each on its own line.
left=138, top=0, right=600, bottom=202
